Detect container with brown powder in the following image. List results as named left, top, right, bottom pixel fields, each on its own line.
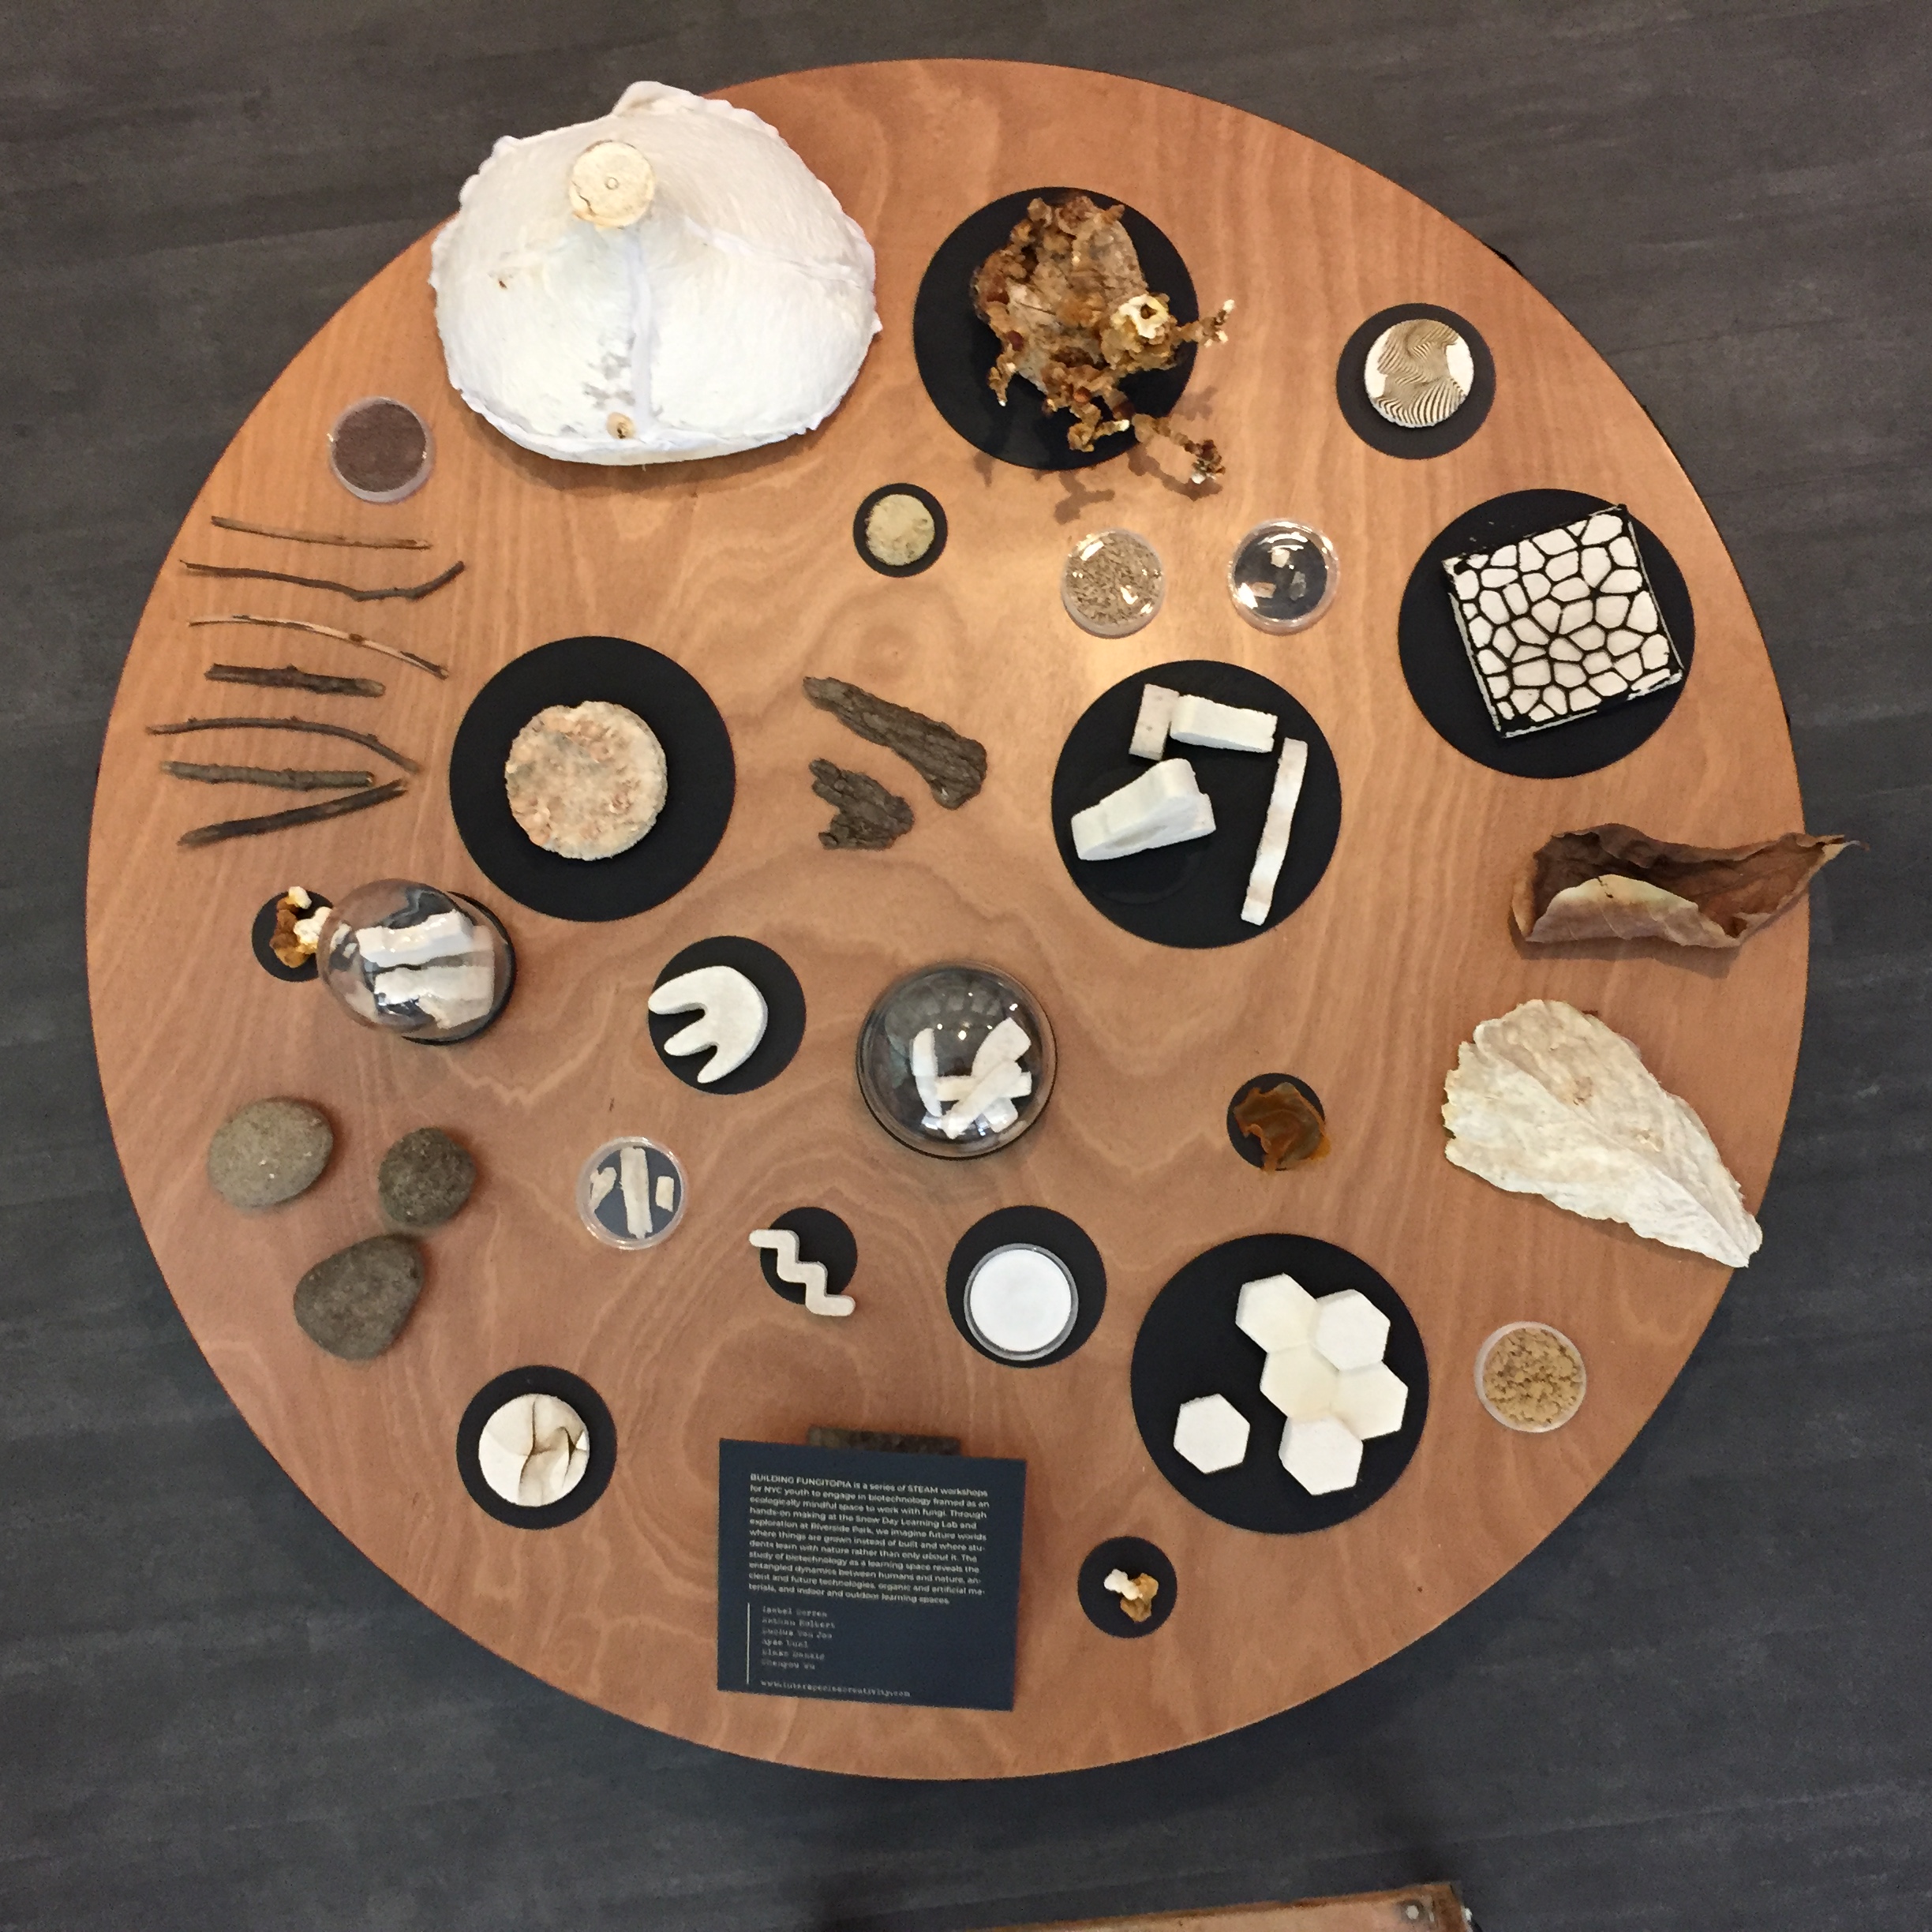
left=1476, top=1322, right=1586, bottom=1432
left=329, top=396, right=434, bottom=504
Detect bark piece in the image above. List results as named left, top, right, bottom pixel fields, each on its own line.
left=809, top=759, right=913, bottom=849
left=1514, top=823, right=1854, bottom=948
left=803, top=676, right=986, bottom=807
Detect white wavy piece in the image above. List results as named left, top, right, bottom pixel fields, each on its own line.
left=647, top=964, right=767, bottom=1084
left=1443, top=998, right=1762, bottom=1267
left=430, top=82, right=879, bottom=466
left=750, top=1227, right=854, bottom=1316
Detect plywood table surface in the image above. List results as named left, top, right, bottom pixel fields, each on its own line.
left=85, top=59, right=1807, bottom=1778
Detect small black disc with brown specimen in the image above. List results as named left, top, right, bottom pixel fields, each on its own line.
left=852, top=483, right=948, bottom=578
left=1077, top=1537, right=1177, bottom=1638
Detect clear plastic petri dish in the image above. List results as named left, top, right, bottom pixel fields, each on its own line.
left=1061, top=529, right=1165, bottom=638
left=576, top=1136, right=687, bottom=1250
left=964, top=1245, right=1079, bottom=1361
left=1228, top=520, right=1339, bottom=633
left=1474, top=1321, right=1587, bottom=1432
left=328, top=395, right=434, bottom=504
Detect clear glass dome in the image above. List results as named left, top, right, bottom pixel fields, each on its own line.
left=856, top=961, right=1055, bottom=1159
left=317, top=879, right=513, bottom=1044
left=1228, top=519, right=1339, bottom=632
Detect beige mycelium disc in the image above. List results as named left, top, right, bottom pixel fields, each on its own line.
left=567, top=139, right=657, bottom=227
left=504, top=700, right=668, bottom=860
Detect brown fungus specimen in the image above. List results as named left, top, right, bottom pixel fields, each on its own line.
left=972, top=193, right=1232, bottom=482
left=1234, top=1081, right=1331, bottom=1173
left=803, top=676, right=985, bottom=808
left=1514, top=824, right=1855, bottom=948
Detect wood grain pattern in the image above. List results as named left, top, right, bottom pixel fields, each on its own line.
left=84, top=59, right=1807, bottom=1779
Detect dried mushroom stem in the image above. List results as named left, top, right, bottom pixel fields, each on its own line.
left=182, top=558, right=463, bottom=603
left=209, top=515, right=431, bottom=551
left=205, top=662, right=384, bottom=697
left=163, top=761, right=374, bottom=790
left=146, top=714, right=418, bottom=773
left=178, top=777, right=408, bottom=848
left=188, top=614, right=446, bottom=678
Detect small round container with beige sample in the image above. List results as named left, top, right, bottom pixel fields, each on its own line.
left=328, top=396, right=433, bottom=504
left=1476, top=1322, right=1586, bottom=1432
left=1061, top=529, right=1164, bottom=638
left=853, top=482, right=947, bottom=577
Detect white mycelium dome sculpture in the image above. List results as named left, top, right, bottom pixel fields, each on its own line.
left=430, top=83, right=880, bottom=466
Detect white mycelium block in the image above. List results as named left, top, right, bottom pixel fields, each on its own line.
left=648, top=964, right=768, bottom=1084
left=1279, top=1413, right=1365, bottom=1494
left=1173, top=1394, right=1251, bottom=1473
left=1168, top=694, right=1277, bottom=754
left=1332, top=1361, right=1409, bottom=1440
left=1129, top=684, right=1181, bottom=760
left=1235, top=1273, right=1318, bottom=1353
left=1259, top=1344, right=1340, bottom=1421
left=1310, top=1289, right=1391, bottom=1372
left=1070, top=759, right=1215, bottom=861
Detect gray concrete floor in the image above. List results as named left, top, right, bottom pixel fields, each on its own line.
left=4, top=3, right=1928, bottom=1927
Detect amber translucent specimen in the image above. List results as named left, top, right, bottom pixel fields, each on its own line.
left=1234, top=1080, right=1331, bottom=1172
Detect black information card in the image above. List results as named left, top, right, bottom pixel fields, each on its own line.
left=717, top=1440, right=1026, bottom=1711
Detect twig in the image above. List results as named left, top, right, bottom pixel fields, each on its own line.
left=163, top=761, right=374, bottom=791
left=146, top=715, right=418, bottom=773
left=205, top=662, right=384, bottom=697
left=178, top=778, right=408, bottom=848
left=210, top=515, right=431, bottom=551
left=188, top=614, right=446, bottom=679
left=182, top=558, right=464, bottom=603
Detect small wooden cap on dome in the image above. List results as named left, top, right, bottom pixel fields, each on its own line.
left=567, top=140, right=656, bottom=227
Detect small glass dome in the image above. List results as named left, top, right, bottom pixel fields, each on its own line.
left=317, top=879, right=513, bottom=1044
left=856, top=962, right=1055, bottom=1159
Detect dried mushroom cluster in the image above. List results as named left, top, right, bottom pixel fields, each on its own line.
left=973, top=193, right=1231, bottom=482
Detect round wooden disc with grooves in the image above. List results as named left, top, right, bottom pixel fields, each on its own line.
left=86, top=60, right=1807, bottom=1779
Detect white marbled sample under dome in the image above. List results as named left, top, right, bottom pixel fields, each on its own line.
left=431, top=82, right=880, bottom=466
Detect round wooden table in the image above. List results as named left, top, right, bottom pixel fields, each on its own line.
left=87, top=59, right=1807, bottom=1777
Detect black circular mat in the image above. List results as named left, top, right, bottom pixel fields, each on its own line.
left=647, top=936, right=805, bottom=1095
left=912, top=189, right=1198, bottom=471
left=945, top=1207, right=1106, bottom=1368
left=1130, top=1233, right=1428, bottom=1534
left=1051, top=660, right=1342, bottom=948
left=1225, top=1073, right=1326, bottom=1170
left=1336, top=303, right=1495, bottom=459
left=1398, top=491, right=1695, bottom=778
left=448, top=636, right=735, bottom=922
left=852, top=482, right=948, bottom=578
left=754, top=1206, right=858, bottom=1307
left=250, top=890, right=329, bottom=983
left=1077, top=1537, right=1177, bottom=1639
left=456, top=1365, right=616, bottom=1530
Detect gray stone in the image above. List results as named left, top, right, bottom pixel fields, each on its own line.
left=377, top=1128, right=476, bottom=1230
left=206, top=1099, right=332, bottom=1211
left=294, top=1237, right=423, bottom=1360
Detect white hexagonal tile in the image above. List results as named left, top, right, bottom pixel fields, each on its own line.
left=1258, top=1344, right=1339, bottom=1421
left=1173, top=1394, right=1250, bottom=1473
left=1331, top=1361, right=1408, bottom=1440
left=1310, top=1289, right=1390, bottom=1371
left=1235, top=1273, right=1316, bottom=1352
left=1279, top=1413, right=1364, bottom=1494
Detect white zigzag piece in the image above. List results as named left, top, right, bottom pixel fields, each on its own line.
left=749, top=1228, right=854, bottom=1317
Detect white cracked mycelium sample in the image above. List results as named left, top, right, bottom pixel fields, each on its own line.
left=430, top=82, right=879, bottom=466
left=477, top=1392, right=590, bottom=1507
left=647, top=964, right=767, bottom=1083
left=1443, top=507, right=1685, bottom=737
left=1442, top=998, right=1762, bottom=1267
left=1240, top=736, right=1309, bottom=926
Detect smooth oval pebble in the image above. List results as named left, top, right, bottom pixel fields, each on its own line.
left=378, top=1127, right=476, bottom=1230
left=294, top=1236, right=423, bottom=1360
left=206, top=1098, right=333, bottom=1210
